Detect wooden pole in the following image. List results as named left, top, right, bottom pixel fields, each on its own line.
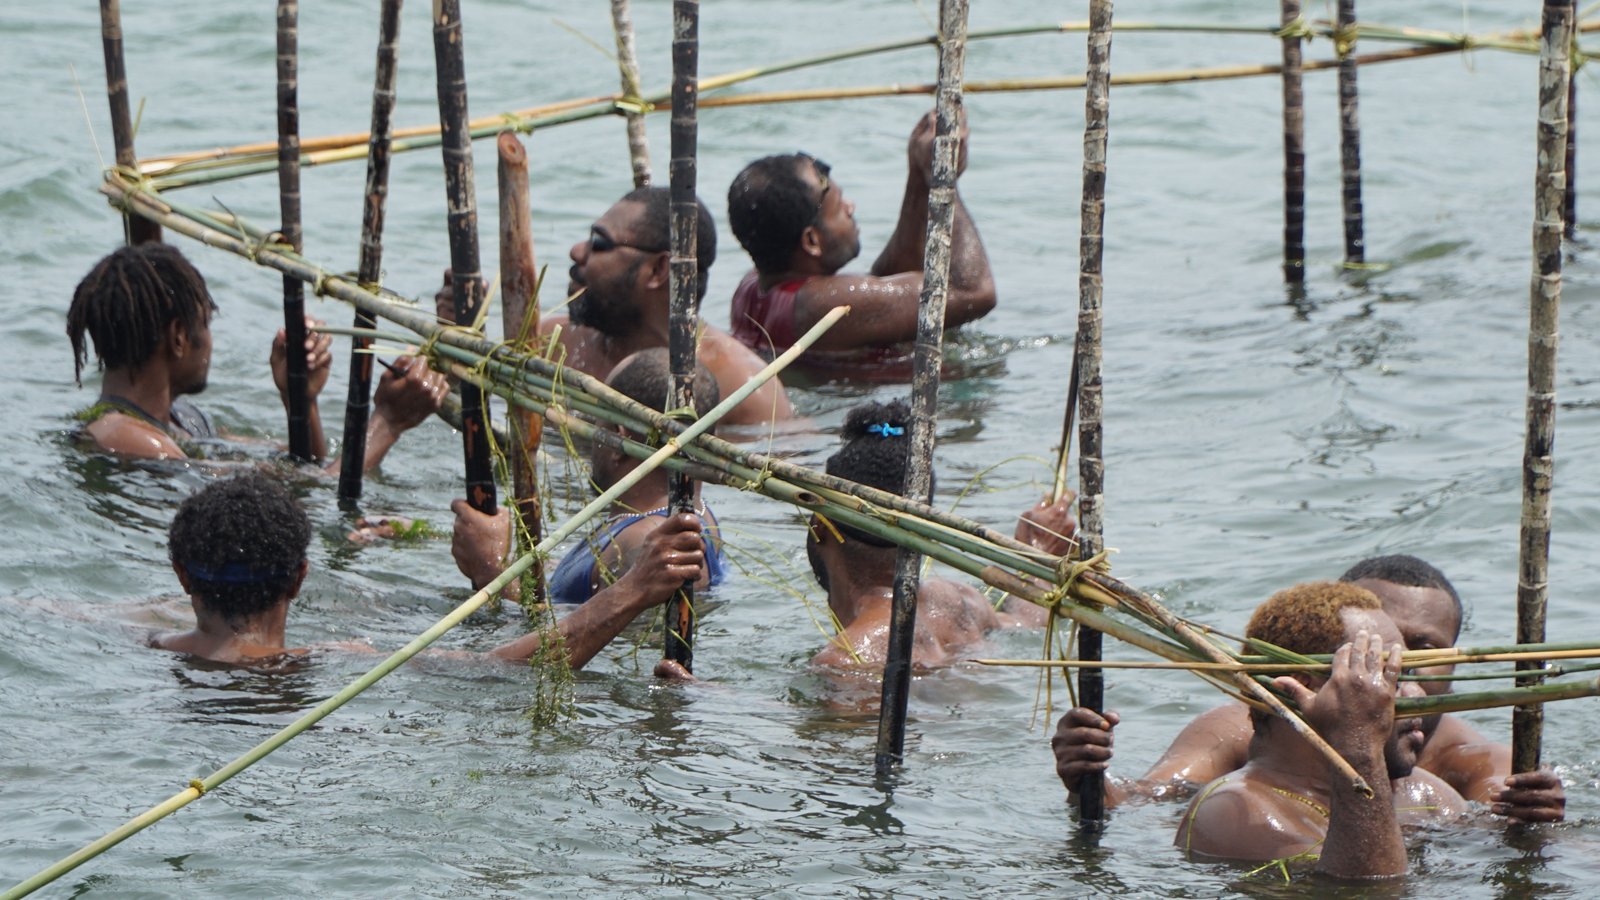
left=1073, top=0, right=1114, bottom=830
left=611, top=0, right=652, bottom=188
left=1336, top=0, right=1366, bottom=266
left=663, top=0, right=701, bottom=671
left=433, top=0, right=498, bottom=514
left=99, top=0, right=160, bottom=245
left=498, top=131, right=545, bottom=605
left=1513, top=0, right=1573, bottom=775
left=874, top=0, right=969, bottom=777
left=1049, top=356, right=1081, bottom=505
left=276, top=0, right=313, bottom=462
left=1565, top=6, right=1579, bottom=241
left=1281, top=0, right=1306, bottom=284
left=338, top=0, right=404, bottom=502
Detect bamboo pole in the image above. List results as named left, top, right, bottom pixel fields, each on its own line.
left=498, top=132, right=545, bottom=604
left=276, top=0, right=313, bottom=462
left=1566, top=7, right=1580, bottom=241
left=1281, top=0, right=1306, bottom=284
left=1513, top=0, right=1574, bottom=775
left=1336, top=0, right=1366, bottom=267
left=99, top=0, right=159, bottom=245
left=1048, top=356, right=1080, bottom=505
left=612, top=0, right=652, bottom=187
left=663, top=0, right=702, bottom=671
left=337, top=0, right=404, bottom=502
left=1073, top=0, right=1114, bottom=828
left=874, top=0, right=970, bottom=777
left=432, top=0, right=498, bottom=515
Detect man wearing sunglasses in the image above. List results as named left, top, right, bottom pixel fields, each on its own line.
left=725, top=110, right=995, bottom=375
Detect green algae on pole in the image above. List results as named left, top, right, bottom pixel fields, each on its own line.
left=432, top=0, right=497, bottom=515
left=663, top=0, right=701, bottom=671
left=1336, top=0, right=1366, bottom=266
left=874, top=0, right=970, bottom=778
left=99, top=0, right=159, bottom=245
left=1073, top=0, right=1114, bottom=829
left=1513, top=0, right=1574, bottom=776
left=498, top=131, right=545, bottom=604
left=1280, top=0, right=1306, bottom=284
left=338, top=0, right=404, bottom=502
left=276, top=0, right=313, bottom=462
left=612, top=0, right=652, bottom=188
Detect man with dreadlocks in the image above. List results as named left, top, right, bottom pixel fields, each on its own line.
left=1052, top=554, right=1566, bottom=822
left=68, top=243, right=444, bottom=469
left=805, top=399, right=1074, bottom=670
left=155, top=471, right=708, bottom=670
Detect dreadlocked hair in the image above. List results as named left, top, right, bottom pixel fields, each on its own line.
left=169, top=472, right=310, bottom=626
left=67, top=243, right=217, bottom=385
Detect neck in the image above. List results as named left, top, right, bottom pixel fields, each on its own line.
left=188, top=598, right=292, bottom=661
left=605, top=472, right=697, bottom=519
left=599, top=302, right=672, bottom=359
left=1247, top=720, right=1353, bottom=794
left=99, top=366, right=176, bottom=421
left=823, top=544, right=898, bottom=627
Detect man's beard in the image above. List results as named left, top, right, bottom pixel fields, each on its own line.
left=568, top=262, right=639, bottom=336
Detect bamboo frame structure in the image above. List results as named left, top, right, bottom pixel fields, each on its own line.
left=1281, top=0, right=1307, bottom=285
left=663, top=0, right=701, bottom=670
left=337, top=0, right=403, bottom=501
left=98, top=0, right=159, bottom=245
left=276, top=0, right=313, bottom=462
left=1073, top=0, right=1113, bottom=828
left=498, top=131, right=545, bottom=604
left=1513, top=0, right=1574, bottom=774
left=873, top=0, right=970, bottom=778
left=1336, top=0, right=1366, bottom=266
left=612, top=0, right=651, bottom=187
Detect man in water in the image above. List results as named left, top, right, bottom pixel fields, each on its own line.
left=152, top=471, right=706, bottom=670
left=806, top=399, right=1074, bottom=670
left=1174, top=582, right=1467, bottom=878
left=725, top=111, right=995, bottom=371
left=477, top=186, right=793, bottom=428
left=1053, top=554, right=1564, bottom=822
left=68, top=243, right=444, bottom=470
left=452, top=348, right=726, bottom=606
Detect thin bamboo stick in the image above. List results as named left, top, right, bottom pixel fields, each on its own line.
left=1514, top=0, right=1574, bottom=775
left=99, top=0, right=159, bottom=245
left=432, top=0, right=498, bottom=515
left=1073, top=0, right=1114, bottom=828
left=875, top=0, right=969, bottom=777
left=662, top=0, right=702, bottom=671
left=1336, top=0, right=1366, bottom=267
left=1048, top=356, right=1080, bottom=505
left=498, top=131, right=545, bottom=604
left=611, top=0, right=652, bottom=187
left=338, top=0, right=404, bottom=502
left=1281, top=0, right=1307, bottom=285
left=276, top=0, right=313, bottom=462
left=1566, top=8, right=1580, bottom=240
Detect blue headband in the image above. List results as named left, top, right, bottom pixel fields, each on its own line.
left=865, top=423, right=905, bottom=437
left=184, top=561, right=298, bottom=585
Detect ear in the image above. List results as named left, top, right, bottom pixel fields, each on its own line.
left=799, top=224, right=824, bottom=259
left=172, top=559, right=194, bottom=594
left=643, top=251, right=671, bottom=291
left=285, top=558, right=310, bottom=600
left=166, top=319, right=191, bottom=359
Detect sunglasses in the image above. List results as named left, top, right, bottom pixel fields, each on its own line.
left=589, top=226, right=666, bottom=255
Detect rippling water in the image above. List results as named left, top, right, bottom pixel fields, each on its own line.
left=4, top=1, right=1600, bottom=896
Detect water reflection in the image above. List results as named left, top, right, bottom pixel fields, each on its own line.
left=168, top=656, right=324, bottom=719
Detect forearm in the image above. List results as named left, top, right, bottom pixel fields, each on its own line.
left=306, top=403, right=328, bottom=462
left=1318, top=757, right=1405, bottom=879
left=490, top=582, right=652, bottom=670
left=871, top=172, right=931, bottom=276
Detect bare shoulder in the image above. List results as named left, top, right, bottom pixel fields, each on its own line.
left=1177, top=775, right=1323, bottom=862
left=699, top=326, right=795, bottom=423
left=85, top=413, right=186, bottom=460
left=699, top=325, right=770, bottom=377
left=1394, top=768, right=1470, bottom=821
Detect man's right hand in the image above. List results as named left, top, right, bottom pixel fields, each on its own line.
left=908, top=108, right=969, bottom=183
left=1052, top=707, right=1120, bottom=793
left=616, top=513, right=707, bottom=604
left=1275, top=630, right=1398, bottom=763
left=373, top=355, right=447, bottom=432
left=451, top=498, right=511, bottom=591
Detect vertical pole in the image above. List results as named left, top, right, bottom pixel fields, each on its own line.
left=338, top=0, right=404, bottom=501
left=1281, top=0, right=1306, bottom=284
left=276, top=0, right=313, bottom=462
left=612, top=0, right=652, bottom=188
left=1074, top=0, right=1113, bottom=831
left=433, top=0, right=498, bottom=514
left=99, top=0, right=160, bottom=245
left=498, top=131, right=546, bottom=605
left=874, top=0, right=969, bottom=778
left=1513, top=0, right=1573, bottom=775
left=1336, top=0, right=1366, bottom=267
left=663, top=0, right=701, bottom=671
left=1564, top=11, right=1579, bottom=241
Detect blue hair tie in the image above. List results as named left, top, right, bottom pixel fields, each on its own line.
left=184, top=561, right=296, bottom=585
left=866, top=423, right=905, bottom=437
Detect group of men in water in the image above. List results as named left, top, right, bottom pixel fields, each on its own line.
left=68, top=110, right=1565, bottom=879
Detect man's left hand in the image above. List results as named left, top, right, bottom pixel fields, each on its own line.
left=1489, top=769, right=1566, bottom=823
left=271, top=315, right=334, bottom=400
left=374, top=355, right=448, bottom=431
left=1016, top=492, right=1078, bottom=557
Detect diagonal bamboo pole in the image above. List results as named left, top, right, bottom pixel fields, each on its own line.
left=1513, top=0, right=1574, bottom=775
left=276, top=0, right=313, bottom=462
left=612, top=0, right=652, bottom=187
left=338, top=0, right=404, bottom=501
left=99, top=0, right=159, bottom=245
left=875, top=0, right=969, bottom=778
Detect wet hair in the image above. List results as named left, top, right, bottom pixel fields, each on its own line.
left=169, top=472, right=310, bottom=625
left=728, top=153, right=828, bottom=274
left=821, top=399, right=926, bottom=547
left=1245, top=581, right=1383, bottom=657
left=1339, top=554, right=1463, bottom=625
left=606, top=347, right=720, bottom=418
left=621, top=186, right=716, bottom=302
left=67, top=243, right=217, bottom=385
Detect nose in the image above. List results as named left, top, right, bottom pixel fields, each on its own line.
left=843, top=196, right=857, bottom=217
left=570, top=238, right=588, bottom=264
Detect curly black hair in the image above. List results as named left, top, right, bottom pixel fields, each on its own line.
left=67, top=243, right=217, bottom=385
left=169, top=472, right=310, bottom=625
left=822, top=399, right=925, bottom=547
left=727, top=153, right=828, bottom=274
left=607, top=347, right=720, bottom=417
left=1339, top=554, right=1463, bottom=624
left=620, top=186, right=716, bottom=302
